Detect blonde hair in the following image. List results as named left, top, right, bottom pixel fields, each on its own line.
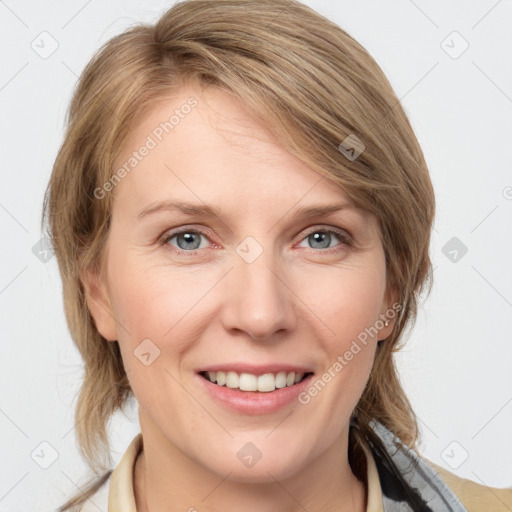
left=43, top=0, right=435, bottom=509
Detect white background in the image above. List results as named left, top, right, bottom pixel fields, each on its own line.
left=1, top=1, right=511, bottom=510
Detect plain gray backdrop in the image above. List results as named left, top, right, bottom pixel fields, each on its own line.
left=1, top=1, right=511, bottom=510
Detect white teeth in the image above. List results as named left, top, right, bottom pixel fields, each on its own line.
left=225, top=371, right=239, bottom=389
left=239, top=372, right=258, bottom=391
left=203, top=371, right=307, bottom=392
left=274, top=371, right=287, bottom=389
left=214, top=371, right=225, bottom=386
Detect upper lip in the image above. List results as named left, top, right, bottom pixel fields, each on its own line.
left=197, top=363, right=314, bottom=376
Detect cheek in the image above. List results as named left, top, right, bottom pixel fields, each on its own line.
left=107, top=262, right=193, bottom=409
left=108, top=253, right=196, bottom=340
left=297, top=262, right=386, bottom=342
left=297, top=263, right=384, bottom=399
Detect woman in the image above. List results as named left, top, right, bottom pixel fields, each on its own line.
left=43, top=0, right=512, bottom=510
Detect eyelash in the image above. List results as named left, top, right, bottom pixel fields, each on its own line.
left=158, top=226, right=353, bottom=257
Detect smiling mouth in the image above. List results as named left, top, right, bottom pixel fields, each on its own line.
left=198, top=370, right=314, bottom=393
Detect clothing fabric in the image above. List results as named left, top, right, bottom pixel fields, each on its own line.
left=75, top=420, right=512, bottom=511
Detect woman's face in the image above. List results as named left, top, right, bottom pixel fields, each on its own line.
left=86, top=83, right=396, bottom=482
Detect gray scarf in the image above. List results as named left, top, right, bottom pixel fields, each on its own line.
left=367, top=419, right=468, bottom=511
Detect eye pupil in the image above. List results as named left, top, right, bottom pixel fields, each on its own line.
left=177, top=232, right=201, bottom=250
left=309, top=232, right=331, bottom=249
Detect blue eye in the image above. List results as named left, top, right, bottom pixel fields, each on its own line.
left=162, top=230, right=208, bottom=253
left=160, top=226, right=352, bottom=256
left=297, top=229, right=351, bottom=251
left=170, top=231, right=204, bottom=250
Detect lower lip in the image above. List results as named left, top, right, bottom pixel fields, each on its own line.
left=196, top=373, right=315, bottom=415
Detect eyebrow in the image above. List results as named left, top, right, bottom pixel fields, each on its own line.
left=137, top=199, right=361, bottom=222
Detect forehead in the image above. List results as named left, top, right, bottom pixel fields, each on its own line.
left=109, top=85, right=369, bottom=224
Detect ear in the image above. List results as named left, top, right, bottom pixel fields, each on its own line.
left=82, top=265, right=118, bottom=342
left=377, top=285, right=401, bottom=341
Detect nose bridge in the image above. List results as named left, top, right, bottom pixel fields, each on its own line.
left=222, top=236, right=296, bottom=339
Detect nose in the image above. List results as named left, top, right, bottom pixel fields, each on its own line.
left=221, top=248, right=297, bottom=341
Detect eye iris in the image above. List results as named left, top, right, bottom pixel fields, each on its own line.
left=171, top=230, right=339, bottom=252
left=177, top=232, right=201, bottom=250
left=309, top=231, right=331, bottom=249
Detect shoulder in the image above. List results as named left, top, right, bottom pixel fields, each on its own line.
left=362, top=419, right=512, bottom=511
left=426, top=459, right=512, bottom=512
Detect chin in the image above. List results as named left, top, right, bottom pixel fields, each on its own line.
left=205, top=457, right=304, bottom=484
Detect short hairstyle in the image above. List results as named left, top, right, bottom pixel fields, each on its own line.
left=43, top=0, right=435, bottom=508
